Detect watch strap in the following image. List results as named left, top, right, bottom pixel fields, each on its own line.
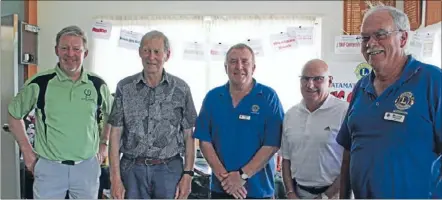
left=182, top=170, right=194, bottom=177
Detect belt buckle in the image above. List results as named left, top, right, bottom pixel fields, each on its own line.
left=144, top=159, right=158, bottom=166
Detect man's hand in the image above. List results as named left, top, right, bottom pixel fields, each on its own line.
left=175, top=174, right=192, bottom=199
left=97, top=143, right=108, bottom=164
left=23, top=150, right=37, bottom=174
left=111, top=178, right=125, bottom=199
left=220, top=172, right=247, bottom=199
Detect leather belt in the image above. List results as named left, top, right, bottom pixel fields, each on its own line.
left=135, top=154, right=180, bottom=166
left=298, top=184, right=330, bottom=195
left=56, top=160, right=83, bottom=165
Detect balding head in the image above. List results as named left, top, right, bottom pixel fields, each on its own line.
left=300, top=59, right=333, bottom=111
left=301, top=59, right=330, bottom=77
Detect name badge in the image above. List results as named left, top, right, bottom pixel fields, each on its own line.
left=384, top=112, right=405, bottom=123
left=239, top=115, right=251, bottom=120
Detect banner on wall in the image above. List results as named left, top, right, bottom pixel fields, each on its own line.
left=269, top=33, right=298, bottom=52
left=183, top=42, right=205, bottom=61
left=329, top=62, right=372, bottom=103
left=334, top=35, right=362, bottom=54
left=118, top=29, right=143, bottom=50
left=210, top=42, right=230, bottom=61
left=92, top=20, right=112, bottom=39
left=244, top=38, right=264, bottom=57
left=287, top=26, right=314, bottom=45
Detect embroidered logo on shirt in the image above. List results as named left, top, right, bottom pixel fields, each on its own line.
left=81, top=89, right=94, bottom=102
left=324, top=126, right=331, bottom=131
left=394, top=92, right=415, bottom=110
left=251, top=104, right=260, bottom=114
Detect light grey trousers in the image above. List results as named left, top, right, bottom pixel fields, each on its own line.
left=33, top=156, right=101, bottom=199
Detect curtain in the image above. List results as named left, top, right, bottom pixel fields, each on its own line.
left=92, top=15, right=320, bottom=112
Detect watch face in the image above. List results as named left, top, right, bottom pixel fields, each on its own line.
left=241, top=173, right=248, bottom=179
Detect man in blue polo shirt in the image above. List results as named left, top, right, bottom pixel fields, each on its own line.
left=193, top=43, right=284, bottom=199
left=337, top=5, right=442, bottom=199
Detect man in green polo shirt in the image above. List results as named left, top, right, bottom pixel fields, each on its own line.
left=7, top=25, right=112, bottom=199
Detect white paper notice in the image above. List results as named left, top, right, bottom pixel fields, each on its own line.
left=334, top=35, right=362, bottom=54
left=183, top=42, right=205, bottom=61
left=92, top=20, right=112, bottom=39
left=269, top=33, right=298, bottom=51
left=244, top=39, right=264, bottom=57
left=287, top=26, right=314, bottom=45
left=118, top=29, right=143, bottom=50
left=422, top=33, right=435, bottom=58
left=210, top=43, right=230, bottom=61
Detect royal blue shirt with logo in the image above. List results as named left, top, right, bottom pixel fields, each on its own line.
left=336, top=55, right=442, bottom=198
left=193, top=80, right=284, bottom=198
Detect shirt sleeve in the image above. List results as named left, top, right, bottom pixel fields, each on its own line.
left=263, top=92, right=285, bottom=147
left=432, top=73, right=442, bottom=153
left=181, top=85, right=197, bottom=130
left=193, top=93, right=212, bottom=142
left=280, top=110, right=291, bottom=159
left=99, top=83, right=113, bottom=129
left=107, top=82, right=124, bottom=127
left=336, top=81, right=361, bottom=151
left=8, top=81, right=39, bottom=119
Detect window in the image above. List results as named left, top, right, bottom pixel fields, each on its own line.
left=92, top=15, right=321, bottom=112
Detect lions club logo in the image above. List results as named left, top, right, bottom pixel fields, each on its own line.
left=395, top=92, right=415, bottom=110
left=354, top=62, right=372, bottom=80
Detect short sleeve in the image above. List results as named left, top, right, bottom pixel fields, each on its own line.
left=263, top=92, right=284, bottom=147
left=193, top=93, right=212, bottom=142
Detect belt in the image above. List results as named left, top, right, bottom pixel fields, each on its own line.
left=56, top=160, right=84, bottom=165
left=298, top=184, right=330, bottom=195
left=135, top=154, right=180, bottom=166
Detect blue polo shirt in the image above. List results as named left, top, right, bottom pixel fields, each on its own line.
left=193, top=80, right=284, bottom=198
left=336, top=55, right=442, bottom=198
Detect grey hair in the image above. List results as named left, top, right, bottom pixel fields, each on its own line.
left=362, top=5, right=411, bottom=31
left=139, top=30, right=170, bottom=52
left=55, top=25, right=88, bottom=49
left=224, top=43, right=256, bottom=65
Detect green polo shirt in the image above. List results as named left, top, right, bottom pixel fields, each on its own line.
left=8, top=65, right=112, bottom=161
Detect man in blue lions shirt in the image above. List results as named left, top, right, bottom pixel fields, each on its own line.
left=337, top=5, right=442, bottom=199
left=193, top=43, right=284, bottom=199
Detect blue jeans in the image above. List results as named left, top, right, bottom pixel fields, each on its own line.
left=121, top=156, right=183, bottom=199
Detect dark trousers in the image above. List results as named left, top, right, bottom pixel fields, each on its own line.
left=211, top=191, right=272, bottom=199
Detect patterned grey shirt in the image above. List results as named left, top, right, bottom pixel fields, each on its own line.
left=108, top=70, right=197, bottom=171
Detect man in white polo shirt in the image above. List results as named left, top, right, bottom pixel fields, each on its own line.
left=281, top=59, right=349, bottom=199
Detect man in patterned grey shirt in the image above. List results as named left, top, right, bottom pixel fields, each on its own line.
left=108, top=30, right=197, bottom=199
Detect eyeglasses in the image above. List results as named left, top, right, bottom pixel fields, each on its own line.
left=356, top=30, right=403, bottom=43
left=299, top=76, right=326, bottom=83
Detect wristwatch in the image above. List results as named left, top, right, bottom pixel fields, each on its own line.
left=183, top=170, right=194, bottom=177
left=100, top=139, right=109, bottom=146
left=321, top=193, right=329, bottom=199
left=239, top=168, right=249, bottom=180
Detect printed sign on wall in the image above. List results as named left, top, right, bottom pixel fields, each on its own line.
left=334, top=35, right=362, bottom=54
left=118, top=29, right=143, bottom=50
left=329, top=62, right=372, bottom=103
left=269, top=33, right=298, bottom=52
left=92, top=20, right=112, bottom=39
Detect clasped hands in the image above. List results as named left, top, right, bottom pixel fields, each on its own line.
left=219, top=171, right=247, bottom=199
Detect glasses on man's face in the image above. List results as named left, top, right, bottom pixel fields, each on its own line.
left=299, top=76, right=326, bottom=83
left=356, top=30, right=402, bottom=43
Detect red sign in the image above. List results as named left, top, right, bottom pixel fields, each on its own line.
left=331, top=90, right=353, bottom=103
